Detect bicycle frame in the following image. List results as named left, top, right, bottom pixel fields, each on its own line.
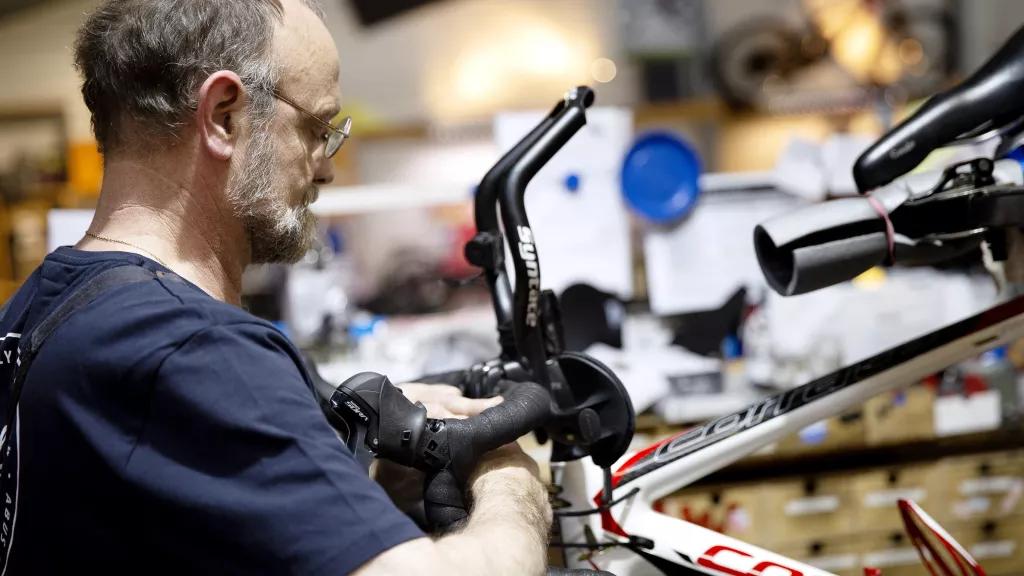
left=551, top=160, right=1024, bottom=574
left=555, top=289, right=1024, bottom=575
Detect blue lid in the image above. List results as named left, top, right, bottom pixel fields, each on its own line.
left=620, top=131, right=702, bottom=225
left=564, top=173, right=582, bottom=193
left=722, top=334, right=742, bottom=360
left=1004, top=145, right=1024, bottom=165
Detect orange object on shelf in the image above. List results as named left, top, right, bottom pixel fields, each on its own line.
left=68, top=140, right=103, bottom=198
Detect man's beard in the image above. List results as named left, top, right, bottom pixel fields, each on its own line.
left=228, top=121, right=318, bottom=265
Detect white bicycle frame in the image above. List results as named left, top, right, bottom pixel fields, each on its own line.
left=553, top=159, right=1024, bottom=576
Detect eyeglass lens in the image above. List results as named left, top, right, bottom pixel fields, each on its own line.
left=327, top=132, right=342, bottom=158
left=326, top=118, right=352, bottom=158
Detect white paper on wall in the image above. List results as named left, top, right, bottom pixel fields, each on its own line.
left=47, top=209, right=94, bottom=252
left=492, top=107, right=635, bottom=299
left=643, top=190, right=804, bottom=315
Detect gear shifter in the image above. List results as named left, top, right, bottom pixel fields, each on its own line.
left=323, top=372, right=428, bottom=471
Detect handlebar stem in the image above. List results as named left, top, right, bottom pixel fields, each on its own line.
left=499, top=87, right=593, bottom=406
left=471, top=104, right=565, bottom=359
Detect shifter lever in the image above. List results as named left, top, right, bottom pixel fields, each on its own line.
left=324, top=372, right=429, bottom=472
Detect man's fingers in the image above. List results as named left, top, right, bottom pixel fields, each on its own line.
left=438, top=394, right=503, bottom=417
left=397, top=383, right=463, bottom=403
left=424, top=384, right=462, bottom=396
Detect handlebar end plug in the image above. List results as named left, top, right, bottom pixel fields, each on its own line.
left=464, top=231, right=505, bottom=271
left=578, top=408, right=601, bottom=444
left=547, top=406, right=601, bottom=446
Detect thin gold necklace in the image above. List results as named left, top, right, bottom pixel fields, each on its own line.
left=85, top=231, right=171, bottom=269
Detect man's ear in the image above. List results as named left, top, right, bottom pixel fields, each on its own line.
left=196, top=71, right=247, bottom=161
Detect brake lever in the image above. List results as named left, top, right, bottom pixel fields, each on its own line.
left=883, top=158, right=1024, bottom=265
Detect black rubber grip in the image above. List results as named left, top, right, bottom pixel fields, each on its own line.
left=753, top=197, right=891, bottom=296
left=423, top=468, right=470, bottom=534
left=547, top=568, right=617, bottom=576
left=423, top=382, right=552, bottom=532
left=454, top=381, right=551, bottom=458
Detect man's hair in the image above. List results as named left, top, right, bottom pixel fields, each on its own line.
left=73, top=0, right=325, bottom=154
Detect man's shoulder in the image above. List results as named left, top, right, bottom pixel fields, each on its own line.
left=75, top=267, right=273, bottom=337
left=23, top=250, right=288, bottom=366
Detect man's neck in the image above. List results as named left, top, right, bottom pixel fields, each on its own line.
left=77, top=156, right=250, bottom=305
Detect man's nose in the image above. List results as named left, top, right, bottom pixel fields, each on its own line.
left=314, top=155, right=335, bottom=186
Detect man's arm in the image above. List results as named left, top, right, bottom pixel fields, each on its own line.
left=354, top=443, right=552, bottom=576
left=138, top=321, right=550, bottom=575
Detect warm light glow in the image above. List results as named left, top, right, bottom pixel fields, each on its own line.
left=422, top=7, right=600, bottom=122
left=808, top=0, right=904, bottom=85
left=899, top=39, right=924, bottom=65
left=518, top=28, right=572, bottom=75
left=590, top=58, right=617, bottom=83
left=454, top=50, right=500, bottom=102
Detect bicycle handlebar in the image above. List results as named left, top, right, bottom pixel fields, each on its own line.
left=473, top=113, right=560, bottom=357
left=754, top=186, right=909, bottom=296
left=755, top=158, right=1024, bottom=296
left=500, top=87, right=594, bottom=399
left=420, top=382, right=552, bottom=531
left=467, top=86, right=595, bottom=395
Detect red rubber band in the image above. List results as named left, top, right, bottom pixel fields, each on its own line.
left=867, top=196, right=895, bottom=264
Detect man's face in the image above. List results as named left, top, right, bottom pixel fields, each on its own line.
left=228, top=0, right=341, bottom=265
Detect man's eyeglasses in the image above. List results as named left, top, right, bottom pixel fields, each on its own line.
left=273, top=90, right=352, bottom=159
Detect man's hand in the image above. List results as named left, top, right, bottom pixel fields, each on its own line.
left=373, top=383, right=502, bottom=511
left=354, top=387, right=553, bottom=576
left=397, top=383, right=502, bottom=419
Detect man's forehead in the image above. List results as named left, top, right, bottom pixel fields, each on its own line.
left=274, top=0, right=342, bottom=111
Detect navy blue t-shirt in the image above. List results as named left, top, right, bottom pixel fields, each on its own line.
left=0, top=247, right=424, bottom=574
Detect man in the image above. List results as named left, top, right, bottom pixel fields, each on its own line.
left=0, top=0, right=551, bottom=574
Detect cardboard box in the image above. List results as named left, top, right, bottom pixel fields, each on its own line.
left=774, top=537, right=864, bottom=576
left=946, top=518, right=1024, bottom=576
left=935, top=451, right=1024, bottom=524
left=863, top=385, right=935, bottom=446
left=859, top=530, right=930, bottom=576
left=851, top=464, right=944, bottom=533
left=655, top=483, right=767, bottom=546
left=761, top=474, right=859, bottom=547
left=777, top=536, right=863, bottom=576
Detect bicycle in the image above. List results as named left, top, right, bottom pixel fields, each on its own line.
left=308, top=22, right=1024, bottom=576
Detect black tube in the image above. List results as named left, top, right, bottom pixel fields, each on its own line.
left=753, top=196, right=893, bottom=296
left=473, top=103, right=565, bottom=351
left=498, top=86, right=594, bottom=400
left=475, top=106, right=562, bottom=233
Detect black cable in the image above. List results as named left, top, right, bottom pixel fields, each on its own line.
left=553, top=487, right=640, bottom=518
left=548, top=541, right=628, bottom=550
left=549, top=535, right=655, bottom=551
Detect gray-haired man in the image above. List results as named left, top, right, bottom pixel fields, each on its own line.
left=0, top=1, right=551, bottom=574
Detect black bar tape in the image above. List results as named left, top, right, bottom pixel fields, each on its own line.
left=423, top=468, right=470, bottom=534
left=422, top=382, right=551, bottom=533
left=455, top=381, right=551, bottom=465
left=547, top=568, right=617, bottom=576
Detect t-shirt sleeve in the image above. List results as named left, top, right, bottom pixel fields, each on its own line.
left=126, top=321, right=425, bottom=575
